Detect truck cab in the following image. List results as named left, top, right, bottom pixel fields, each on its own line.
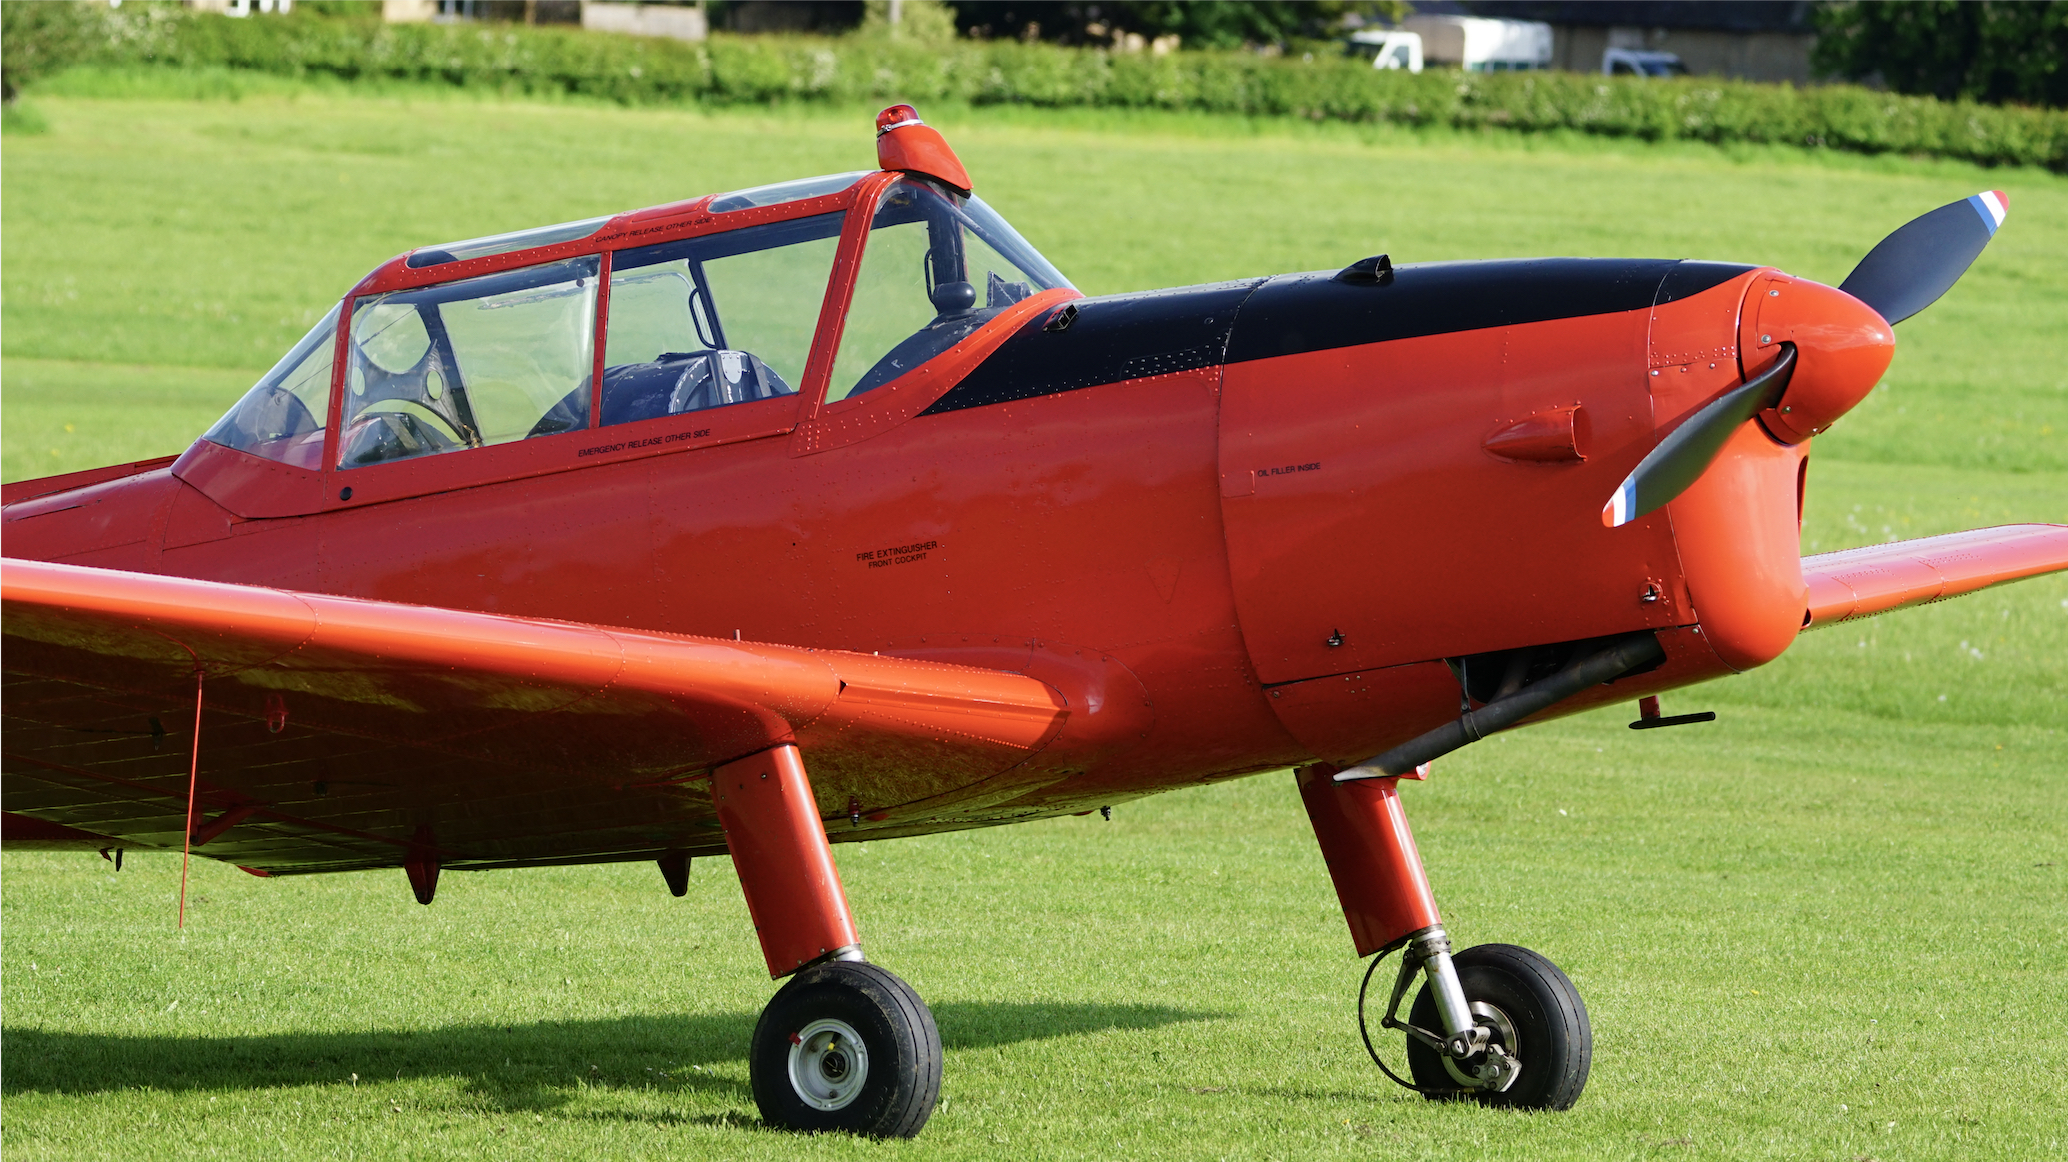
left=1344, top=28, right=1423, bottom=72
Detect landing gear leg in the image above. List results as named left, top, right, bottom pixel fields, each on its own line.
left=714, top=745, right=941, bottom=1137
left=1297, top=763, right=1591, bottom=1110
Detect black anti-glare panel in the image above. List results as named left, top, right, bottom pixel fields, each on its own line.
left=920, top=280, right=1263, bottom=415
left=1655, top=261, right=1757, bottom=306
left=1225, top=258, right=1702, bottom=364
left=924, top=259, right=1750, bottom=415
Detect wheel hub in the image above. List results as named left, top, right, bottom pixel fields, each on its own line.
left=1442, top=1000, right=1521, bottom=1091
left=788, top=1018, right=870, bottom=1111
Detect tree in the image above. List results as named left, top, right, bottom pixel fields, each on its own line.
left=948, top=2, right=1406, bottom=50
left=859, top=0, right=962, bottom=43
left=1814, top=0, right=2068, bottom=109
left=2, top=1, right=107, bottom=103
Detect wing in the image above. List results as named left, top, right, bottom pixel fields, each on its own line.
left=1801, top=524, right=2068, bottom=628
left=2, top=559, right=1068, bottom=874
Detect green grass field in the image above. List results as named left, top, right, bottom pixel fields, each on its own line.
left=4, top=83, right=2065, bottom=1160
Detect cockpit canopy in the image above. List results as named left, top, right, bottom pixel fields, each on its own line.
left=202, top=170, right=1071, bottom=474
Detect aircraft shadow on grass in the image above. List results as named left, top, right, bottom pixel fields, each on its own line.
left=3, top=1000, right=1217, bottom=1110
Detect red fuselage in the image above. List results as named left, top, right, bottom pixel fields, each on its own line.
left=2, top=179, right=1893, bottom=870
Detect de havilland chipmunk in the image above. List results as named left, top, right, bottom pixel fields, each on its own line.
left=5, top=106, right=2065, bottom=1136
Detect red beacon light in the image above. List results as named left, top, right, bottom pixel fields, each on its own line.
left=874, top=104, right=973, bottom=195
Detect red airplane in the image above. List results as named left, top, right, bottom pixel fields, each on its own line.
left=5, top=105, right=2065, bottom=1137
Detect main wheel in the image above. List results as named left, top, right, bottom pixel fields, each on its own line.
left=1404, top=943, right=1590, bottom=1110
left=749, top=960, right=941, bottom=1137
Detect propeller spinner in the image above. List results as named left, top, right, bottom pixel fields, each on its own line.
left=1603, top=192, right=2007, bottom=528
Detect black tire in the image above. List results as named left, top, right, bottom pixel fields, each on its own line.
left=1404, top=943, right=1590, bottom=1110
left=749, top=960, right=942, bottom=1137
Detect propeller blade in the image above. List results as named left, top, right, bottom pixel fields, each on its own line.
left=1838, top=191, right=2008, bottom=326
left=1603, top=344, right=1797, bottom=528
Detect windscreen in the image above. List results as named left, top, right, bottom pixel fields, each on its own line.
left=202, top=304, right=342, bottom=469
left=826, top=178, right=1073, bottom=403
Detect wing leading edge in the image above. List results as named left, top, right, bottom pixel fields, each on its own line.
left=1, top=560, right=1068, bottom=873
left=1801, top=524, right=2068, bottom=628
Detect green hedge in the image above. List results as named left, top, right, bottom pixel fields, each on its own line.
left=77, top=8, right=2068, bottom=170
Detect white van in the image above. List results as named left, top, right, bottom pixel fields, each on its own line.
left=1401, top=15, right=1552, bottom=72
left=1603, top=48, right=1690, bottom=77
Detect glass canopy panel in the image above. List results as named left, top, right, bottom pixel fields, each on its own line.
left=708, top=171, right=871, bottom=214
left=340, top=256, right=600, bottom=467
left=406, top=215, right=613, bottom=270
left=600, top=212, right=843, bottom=426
